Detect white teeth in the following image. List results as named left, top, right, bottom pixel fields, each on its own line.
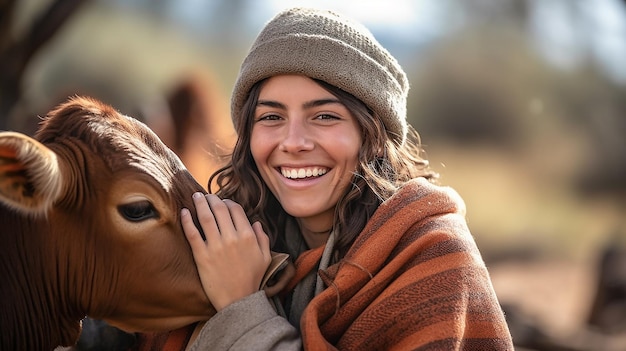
left=282, top=167, right=328, bottom=179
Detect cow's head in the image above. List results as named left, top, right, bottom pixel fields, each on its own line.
left=0, top=96, right=215, bottom=349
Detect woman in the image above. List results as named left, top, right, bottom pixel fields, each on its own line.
left=182, top=7, right=513, bottom=350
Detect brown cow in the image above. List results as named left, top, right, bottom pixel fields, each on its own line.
left=0, top=96, right=216, bottom=350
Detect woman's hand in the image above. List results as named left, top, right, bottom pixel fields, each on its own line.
left=182, top=193, right=272, bottom=311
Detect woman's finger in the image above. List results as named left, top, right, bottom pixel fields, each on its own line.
left=252, top=221, right=273, bottom=279
left=205, top=194, right=238, bottom=239
left=192, top=192, right=220, bottom=244
left=252, top=221, right=271, bottom=258
left=181, top=207, right=208, bottom=260
left=223, top=199, right=256, bottom=239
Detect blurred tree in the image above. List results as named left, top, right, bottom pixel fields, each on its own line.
left=0, top=0, right=90, bottom=130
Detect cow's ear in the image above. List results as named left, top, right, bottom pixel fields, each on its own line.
left=0, top=131, right=63, bottom=215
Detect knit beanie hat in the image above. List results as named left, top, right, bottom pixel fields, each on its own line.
left=231, top=7, right=410, bottom=144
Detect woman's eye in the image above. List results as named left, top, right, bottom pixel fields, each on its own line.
left=316, top=114, right=340, bottom=120
left=257, top=114, right=282, bottom=121
left=118, top=201, right=159, bottom=222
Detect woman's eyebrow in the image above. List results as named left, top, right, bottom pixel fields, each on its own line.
left=257, top=100, right=285, bottom=109
left=302, top=98, right=342, bottom=109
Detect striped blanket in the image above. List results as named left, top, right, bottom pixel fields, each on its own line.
left=290, top=177, right=513, bottom=350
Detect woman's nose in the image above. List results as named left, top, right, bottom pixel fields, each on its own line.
left=278, top=120, right=314, bottom=153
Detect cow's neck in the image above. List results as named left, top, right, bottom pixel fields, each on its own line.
left=1, top=216, right=84, bottom=350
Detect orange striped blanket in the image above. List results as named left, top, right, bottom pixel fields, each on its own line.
left=289, top=177, right=514, bottom=350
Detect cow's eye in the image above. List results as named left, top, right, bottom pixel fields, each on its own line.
left=118, top=201, right=159, bottom=221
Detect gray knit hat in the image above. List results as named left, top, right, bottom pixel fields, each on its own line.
left=231, top=7, right=410, bottom=144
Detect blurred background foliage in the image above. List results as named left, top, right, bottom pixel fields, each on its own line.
left=2, top=0, right=626, bottom=345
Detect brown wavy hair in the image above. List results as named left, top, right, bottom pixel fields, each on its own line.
left=210, top=78, right=438, bottom=256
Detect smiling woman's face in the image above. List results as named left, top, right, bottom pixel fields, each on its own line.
left=250, top=74, right=362, bottom=241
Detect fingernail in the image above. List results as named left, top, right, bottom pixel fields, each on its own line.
left=181, top=208, right=190, bottom=216
left=192, top=192, right=202, bottom=199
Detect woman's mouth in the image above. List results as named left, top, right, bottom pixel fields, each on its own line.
left=280, top=167, right=329, bottom=179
